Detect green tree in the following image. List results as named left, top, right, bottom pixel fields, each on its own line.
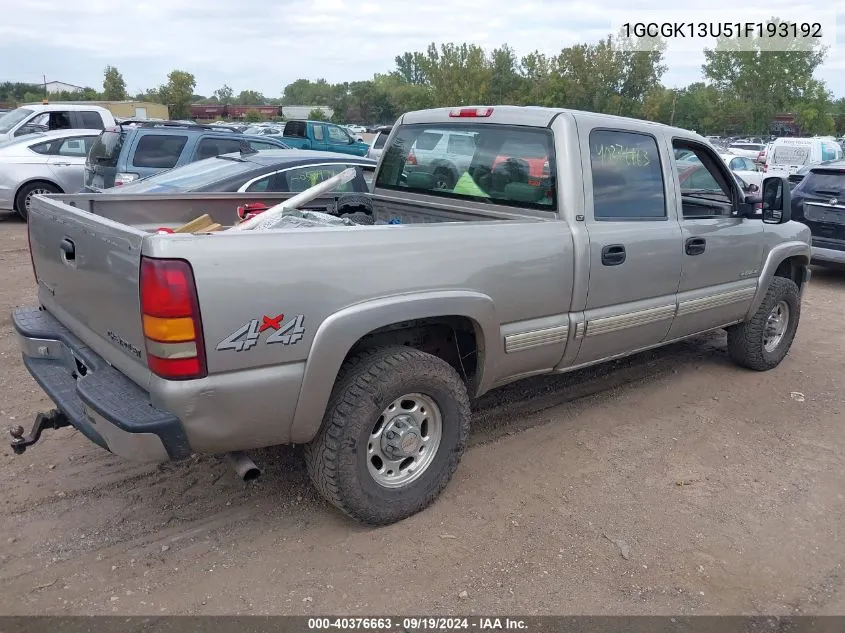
left=308, top=108, right=328, bottom=121
left=102, top=65, right=127, bottom=100
left=135, top=87, right=163, bottom=103
left=703, top=17, right=827, bottom=133
left=394, top=51, right=428, bottom=85
left=282, top=79, right=334, bottom=105
left=237, top=89, right=265, bottom=105
left=214, top=84, right=234, bottom=104
left=243, top=109, right=263, bottom=122
left=159, top=70, right=196, bottom=119
left=486, top=45, right=525, bottom=104
left=417, top=42, right=491, bottom=105
left=793, top=80, right=836, bottom=135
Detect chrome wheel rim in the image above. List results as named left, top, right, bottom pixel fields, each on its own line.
left=763, top=300, right=789, bottom=353
left=366, top=393, right=443, bottom=489
left=25, top=188, right=51, bottom=212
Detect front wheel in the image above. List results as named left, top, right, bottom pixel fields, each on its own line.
left=305, top=346, right=471, bottom=525
left=727, top=276, right=801, bottom=371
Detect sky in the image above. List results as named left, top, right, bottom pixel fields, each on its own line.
left=1, top=0, right=844, bottom=99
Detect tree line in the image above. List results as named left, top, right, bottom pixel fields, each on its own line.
left=2, top=24, right=842, bottom=135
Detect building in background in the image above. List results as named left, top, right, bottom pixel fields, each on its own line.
left=44, top=80, right=84, bottom=94
left=29, top=100, right=169, bottom=120
left=280, top=105, right=333, bottom=120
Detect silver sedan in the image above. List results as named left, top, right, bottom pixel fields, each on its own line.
left=0, top=129, right=101, bottom=219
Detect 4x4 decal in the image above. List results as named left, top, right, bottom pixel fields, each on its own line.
left=216, top=314, right=305, bottom=352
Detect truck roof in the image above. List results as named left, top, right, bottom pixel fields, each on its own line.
left=20, top=103, right=112, bottom=113
left=399, top=105, right=703, bottom=142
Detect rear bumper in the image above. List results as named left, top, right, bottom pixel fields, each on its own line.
left=13, top=306, right=191, bottom=462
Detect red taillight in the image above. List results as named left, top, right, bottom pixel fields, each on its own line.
left=139, top=257, right=207, bottom=380
left=449, top=107, right=493, bottom=118
left=407, top=151, right=417, bottom=165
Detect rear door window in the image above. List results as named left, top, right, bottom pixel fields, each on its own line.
left=376, top=123, right=556, bottom=210
left=590, top=130, right=666, bottom=219
left=194, top=137, right=243, bottom=160
left=56, top=136, right=95, bottom=157
left=249, top=140, right=281, bottom=151
left=79, top=111, right=105, bottom=129
left=132, top=134, right=189, bottom=168
left=447, top=134, right=475, bottom=155
left=312, top=125, right=325, bottom=142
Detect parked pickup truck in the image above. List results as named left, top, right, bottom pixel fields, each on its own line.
left=12, top=105, right=811, bottom=526
left=281, top=120, right=370, bottom=156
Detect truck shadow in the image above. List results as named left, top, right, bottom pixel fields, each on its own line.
left=255, top=329, right=732, bottom=475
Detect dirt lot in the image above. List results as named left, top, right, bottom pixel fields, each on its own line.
left=0, top=210, right=844, bottom=616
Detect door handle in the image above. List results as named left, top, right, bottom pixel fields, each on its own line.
left=59, top=238, right=76, bottom=263
left=601, top=244, right=626, bottom=266
left=685, top=237, right=706, bottom=256
left=53, top=162, right=72, bottom=167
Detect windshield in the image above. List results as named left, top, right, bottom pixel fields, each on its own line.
left=0, top=108, right=34, bottom=134
left=375, top=122, right=556, bottom=211
left=115, top=154, right=256, bottom=193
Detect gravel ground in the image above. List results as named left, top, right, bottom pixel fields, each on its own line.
left=0, top=211, right=843, bottom=615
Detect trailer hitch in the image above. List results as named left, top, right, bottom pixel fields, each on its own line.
left=9, top=410, right=70, bottom=455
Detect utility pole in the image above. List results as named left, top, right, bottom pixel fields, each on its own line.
left=43, top=75, right=47, bottom=98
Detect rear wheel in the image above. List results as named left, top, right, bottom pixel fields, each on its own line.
left=305, top=346, right=471, bottom=525
left=15, top=181, right=60, bottom=221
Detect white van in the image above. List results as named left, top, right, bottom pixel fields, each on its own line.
left=765, top=137, right=843, bottom=177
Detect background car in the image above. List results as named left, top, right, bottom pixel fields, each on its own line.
left=105, top=149, right=376, bottom=195
left=789, top=160, right=845, bottom=268
left=719, top=153, right=763, bottom=188
left=726, top=142, right=765, bottom=160
left=366, top=125, right=392, bottom=161
left=84, top=121, right=290, bottom=190
left=0, top=128, right=101, bottom=219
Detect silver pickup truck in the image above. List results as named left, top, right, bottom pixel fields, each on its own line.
left=11, top=106, right=811, bottom=525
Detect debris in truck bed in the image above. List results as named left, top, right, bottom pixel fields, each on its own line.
left=173, top=214, right=215, bottom=233
left=252, top=209, right=358, bottom=230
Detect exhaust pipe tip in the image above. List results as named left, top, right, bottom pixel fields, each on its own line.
left=226, top=451, right=261, bottom=482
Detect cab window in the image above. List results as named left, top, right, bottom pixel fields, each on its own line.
left=376, top=122, right=556, bottom=211
left=673, top=140, right=735, bottom=218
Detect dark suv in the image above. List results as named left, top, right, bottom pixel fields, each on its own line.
left=83, top=121, right=289, bottom=190
left=791, top=160, right=845, bottom=268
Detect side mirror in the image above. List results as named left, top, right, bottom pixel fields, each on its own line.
left=761, top=176, right=791, bottom=224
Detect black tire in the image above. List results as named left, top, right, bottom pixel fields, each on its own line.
left=433, top=167, right=456, bottom=189
left=14, top=181, right=60, bottom=221
left=305, top=346, right=471, bottom=525
left=727, top=276, right=801, bottom=371
left=341, top=211, right=374, bottom=225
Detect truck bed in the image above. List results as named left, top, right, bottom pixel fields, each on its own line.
left=51, top=190, right=536, bottom=231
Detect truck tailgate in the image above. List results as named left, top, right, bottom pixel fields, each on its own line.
left=28, top=195, right=150, bottom=386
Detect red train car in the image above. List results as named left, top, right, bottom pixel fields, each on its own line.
left=189, top=104, right=281, bottom=121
